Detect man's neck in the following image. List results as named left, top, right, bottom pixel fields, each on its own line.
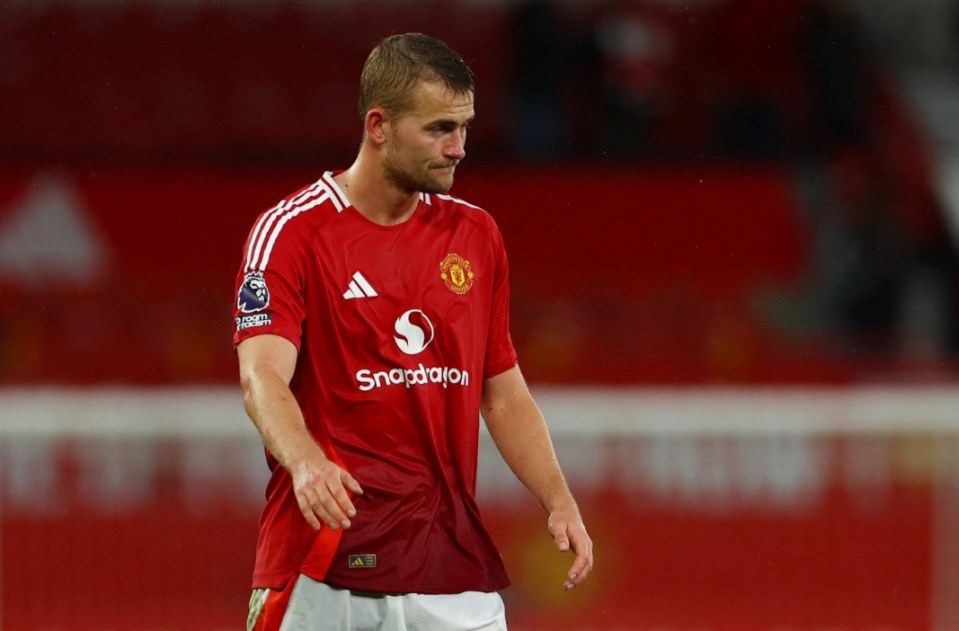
left=334, top=156, right=419, bottom=227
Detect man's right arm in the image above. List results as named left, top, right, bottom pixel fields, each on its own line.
left=237, top=334, right=363, bottom=531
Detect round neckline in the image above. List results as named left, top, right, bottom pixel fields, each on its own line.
left=346, top=198, right=429, bottom=231
left=327, top=170, right=430, bottom=231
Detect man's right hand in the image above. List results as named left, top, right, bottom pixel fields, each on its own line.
left=290, top=454, right=364, bottom=531
left=238, top=334, right=365, bottom=531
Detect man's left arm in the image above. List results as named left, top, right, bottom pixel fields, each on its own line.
left=481, top=365, right=594, bottom=591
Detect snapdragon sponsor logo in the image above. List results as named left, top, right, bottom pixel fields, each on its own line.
left=393, top=309, right=434, bottom=354
left=355, top=308, right=470, bottom=392
left=356, top=364, right=469, bottom=392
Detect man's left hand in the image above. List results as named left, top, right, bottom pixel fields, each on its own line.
left=547, top=507, right=594, bottom=591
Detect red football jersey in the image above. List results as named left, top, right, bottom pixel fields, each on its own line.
left=234, top=171, right=517, bottom=594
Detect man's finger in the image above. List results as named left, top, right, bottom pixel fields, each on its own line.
left=326, top=481, right=356, bottom=527
left=568, top=552, right=591, bottom=584
left=307, top=493, right=342, bottom=530
left=296, top=494, right=322, bottom=531
left=342, top=472, right=364, bottom=496
left=564, top=537, right=593, bottom=590
left=302, top=477, right=343, bottom=528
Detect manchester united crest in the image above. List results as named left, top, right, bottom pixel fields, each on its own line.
left=440, top=253, right=474, bottom=295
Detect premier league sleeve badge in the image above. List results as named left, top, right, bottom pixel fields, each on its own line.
left=238, top=272, right=271, bottom=313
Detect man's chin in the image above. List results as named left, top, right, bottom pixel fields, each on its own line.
left=423, top=171, right=455, bottom=194
left=384, top=168, right=451, bottom=196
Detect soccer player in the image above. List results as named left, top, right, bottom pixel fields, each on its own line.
left=234, top=33, right=593, bottom=630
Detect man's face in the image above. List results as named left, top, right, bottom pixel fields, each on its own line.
left=381, top=80, right=475, bottom=195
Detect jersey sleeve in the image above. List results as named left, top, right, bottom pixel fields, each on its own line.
left=233, top=209, right=309, bottom=350
left=483, top=214, right=519, bottom=379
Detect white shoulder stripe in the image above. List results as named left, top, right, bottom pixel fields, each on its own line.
left=436, top=193, right=482, bottom=210
left=245, top=180, right=336, bottom=272
left=256, top=192, right=331, bottom=271
left=245, top=180, right=326, bottom=272
left=322, top=171, right=351, bottom=211
left=246, top=201, right=291, bottom=272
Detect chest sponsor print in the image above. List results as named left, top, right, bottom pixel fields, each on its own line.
left=354, top=308, right=470, bottom=392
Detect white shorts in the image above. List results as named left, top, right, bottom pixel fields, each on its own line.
left=248, top=574, right=508, bottom=631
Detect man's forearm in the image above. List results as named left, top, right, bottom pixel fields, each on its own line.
left=242, top=366, right=325, bottom=470
left=483, top=369, right=594, bottom=591
left=241, top=361, right=362, bottom=530
left=482, top=373, right=578, bottom=514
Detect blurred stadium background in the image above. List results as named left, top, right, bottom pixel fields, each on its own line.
left=2, top=0, right=959, bottom=629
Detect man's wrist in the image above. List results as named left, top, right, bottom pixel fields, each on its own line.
left=283, top=440, right=328, bottom=473
left=545, top=495, right=580, bottom=517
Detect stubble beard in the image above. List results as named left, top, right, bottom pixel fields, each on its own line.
left=383, top=144, right=456, bottom=195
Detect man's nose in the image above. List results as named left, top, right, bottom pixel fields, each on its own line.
left=444, top=130, right=466, bottom=160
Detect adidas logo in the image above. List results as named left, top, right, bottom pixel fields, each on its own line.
left=343, top=271, right=378, bottom=300
left=348, top=554, right=377, bottom=568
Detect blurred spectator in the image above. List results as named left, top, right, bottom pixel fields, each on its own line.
left=591, top=0, right=678, bottom=157
left=509, top=0, right=572, bottom=159
left=800, top=0, right=871, bottom=149
left=703, top=0, right=802, bottom=159
left=833, top=183, right=908, bottom=350
left=713, top=92, right=788, bottom=159
left=811, top=149, right=959, bottom=363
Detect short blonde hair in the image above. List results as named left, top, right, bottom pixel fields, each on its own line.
left=358, top=33, right=475, bottom=119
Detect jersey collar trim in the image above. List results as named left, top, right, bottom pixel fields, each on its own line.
left=322, top=171, right=352, bottom=211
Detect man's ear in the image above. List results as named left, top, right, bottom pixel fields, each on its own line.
left=364, top=108, right=389, bottom=145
